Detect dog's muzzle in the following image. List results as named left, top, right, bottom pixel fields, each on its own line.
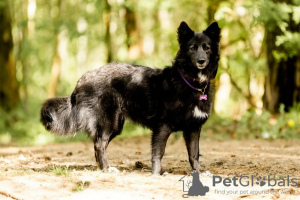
left=196, top=60, right=207, bottom=69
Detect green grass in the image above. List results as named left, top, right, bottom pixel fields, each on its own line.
left=72, top=181, right=91, bottom=192
left=49, top=166, right=70, bottom=176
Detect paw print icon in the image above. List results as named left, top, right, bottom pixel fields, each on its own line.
left=256, top=176, right=266, bottom=186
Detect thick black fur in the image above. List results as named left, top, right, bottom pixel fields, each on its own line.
left=40, top=21, right=221, bottom=175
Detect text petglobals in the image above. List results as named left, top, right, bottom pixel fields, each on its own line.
left=212, top=175, right=298, bottom=187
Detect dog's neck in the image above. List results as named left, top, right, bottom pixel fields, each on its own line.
left=180, top=70, right=208, bottom=83
left=172, top=61, right=209, bottom=83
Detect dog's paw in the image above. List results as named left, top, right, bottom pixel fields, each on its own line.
left=201, top=170, right=212, bottom=176
left=108, top=167, right=119, bottom=173
left=162, top=171, right=169, bottom=176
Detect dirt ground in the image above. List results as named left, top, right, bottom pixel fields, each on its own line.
left=1, top=136, right=300, bottom=200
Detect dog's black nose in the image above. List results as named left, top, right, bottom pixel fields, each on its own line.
left=197, top=60, right=205, bottom=65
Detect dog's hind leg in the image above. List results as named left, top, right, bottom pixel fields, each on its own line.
left=151, top=125, right=172, bottom=175
left=93, top=134, right=110, bottom=170
left=183, top=130, right=201, bottom=173
left=93, top=94, right=124, bottom=172
left=93, top=118, right=125, bottom=172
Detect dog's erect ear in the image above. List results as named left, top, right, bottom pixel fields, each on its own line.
left=177, top=21, right=194, bottom=46
left=203, top=22, right=221, bottom=42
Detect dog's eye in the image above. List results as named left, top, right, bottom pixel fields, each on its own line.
left=190, top=45, right=198, bottom=51
left=203, top=44, right=210, bottom=51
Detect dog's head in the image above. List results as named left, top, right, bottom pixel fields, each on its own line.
left=176, top=21, right=221, bottom=79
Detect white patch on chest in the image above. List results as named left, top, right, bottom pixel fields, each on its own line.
left=198, top=72, right=208, bottom=82
left=193, top=106, right=208, bottom=119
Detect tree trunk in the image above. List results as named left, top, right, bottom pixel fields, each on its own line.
left=207, top=0, right=221, bottom=113
left=263, top=2, right=300, bottom=113
left=124, top=0, right=142, bottom=59
left=103, top=0, right=112, bottom=63
left=264, top=29, right=297, bottom=113
left=48, top=0, right=62, bottom=98
left=18, top=0, right=32, bottom=111
left=0, top=1, right=20, bottom=110
left=296, top=58, right=300, bottom=103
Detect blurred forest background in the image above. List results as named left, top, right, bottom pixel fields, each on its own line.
left=0, top=0, right=300, bottom=145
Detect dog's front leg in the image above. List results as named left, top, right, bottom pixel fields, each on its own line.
left=183, top=130, right=201, bottom=173
left=93, top=136, right=109, bottom=171
left=151, top=126, right=172, bottom=175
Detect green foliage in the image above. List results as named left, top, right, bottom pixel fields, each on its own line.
left=276, top=32, right=300, bottom=58
left=0, top=103, right=53, bottom=146
left=203, top=104, right=300, bottom=140
left=258, top=0, right=300, bottom=60
left=239, top=105, right=300, bottom=139
left=259, top=0, right=292, bottom=32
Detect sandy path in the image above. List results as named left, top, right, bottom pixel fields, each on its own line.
left=0, top=136, right=300, bottom=199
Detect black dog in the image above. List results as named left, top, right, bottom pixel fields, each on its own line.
left=40, top=21, right=221, bottom=175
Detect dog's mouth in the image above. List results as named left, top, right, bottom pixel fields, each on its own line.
left=196, top=63, right=207, bottom=70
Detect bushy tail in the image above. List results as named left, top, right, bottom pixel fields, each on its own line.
left=40, top=97, right=77, bottom=135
